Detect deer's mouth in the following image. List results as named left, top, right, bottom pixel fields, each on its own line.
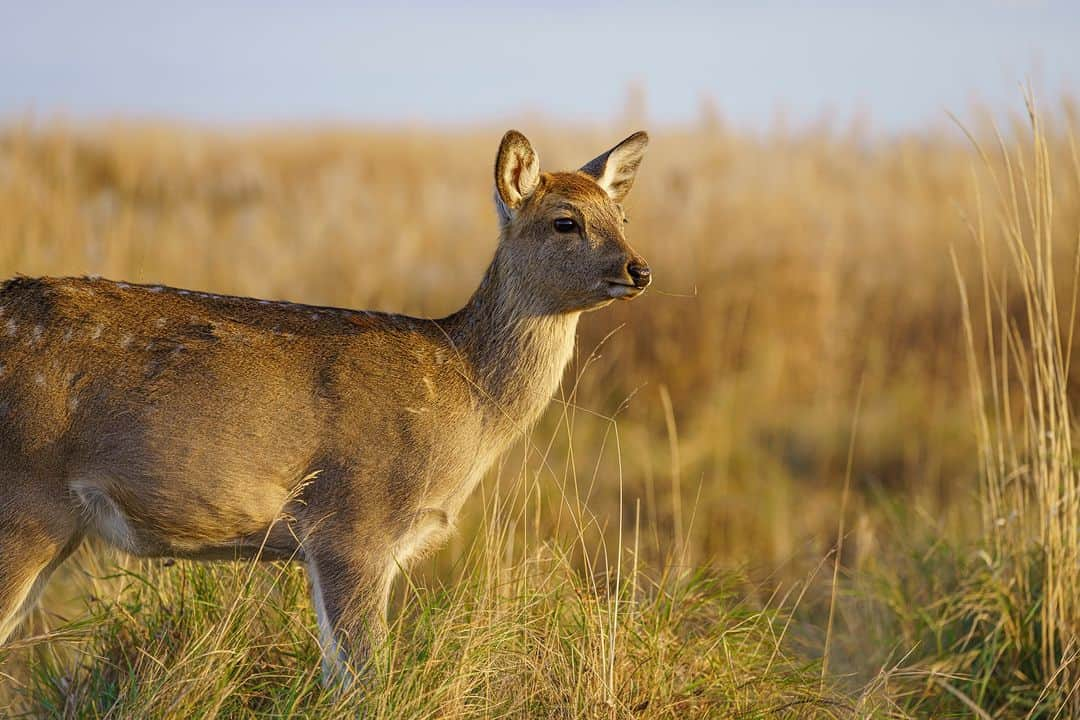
left=605, top=281, right=645, bottom=300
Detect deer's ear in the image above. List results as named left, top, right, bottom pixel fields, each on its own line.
left=494, top=130, right=541, bottom=224
left=579, top=131, right=649, bottom=202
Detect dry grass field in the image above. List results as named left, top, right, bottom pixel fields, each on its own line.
left=1, top=96, right=1079, bottom=717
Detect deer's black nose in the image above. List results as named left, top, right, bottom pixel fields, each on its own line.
left=627, top=260, right=651, bottom=288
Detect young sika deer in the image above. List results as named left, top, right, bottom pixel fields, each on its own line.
left=0, top=130, right=651, bottom=683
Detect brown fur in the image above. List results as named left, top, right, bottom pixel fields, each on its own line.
left=0, top=130, right=650, bottom=684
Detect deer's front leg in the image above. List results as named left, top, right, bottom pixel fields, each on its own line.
left=307, top=540, right=395, bottom=688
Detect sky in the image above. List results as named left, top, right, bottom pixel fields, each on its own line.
left=1, top=1, right=1077, bottom=132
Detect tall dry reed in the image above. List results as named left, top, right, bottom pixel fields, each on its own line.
left=957, top=94, right=1080, bottom=712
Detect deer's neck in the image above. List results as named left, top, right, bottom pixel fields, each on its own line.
left=447, top=250, right=579, bottom=437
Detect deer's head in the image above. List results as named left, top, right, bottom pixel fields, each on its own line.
left=492, top=130, right=651, bottom=315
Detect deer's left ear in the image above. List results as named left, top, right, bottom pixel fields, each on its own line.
left=579, top=131, right=649, bottom=202
left=494, top=130, right=541, bottom=225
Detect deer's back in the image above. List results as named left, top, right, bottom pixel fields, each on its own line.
left=0, top=276, right=478, bottom=556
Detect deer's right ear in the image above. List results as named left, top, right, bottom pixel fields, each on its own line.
left=494, top=130, right=540, bottom=225
left=580, top=131, right=649, bottom=203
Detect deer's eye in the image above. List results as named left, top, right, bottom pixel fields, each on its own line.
left=553, top=218, right=578, bottom=233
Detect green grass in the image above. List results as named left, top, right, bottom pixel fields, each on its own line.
left=3, top=544, right=875, bottom=719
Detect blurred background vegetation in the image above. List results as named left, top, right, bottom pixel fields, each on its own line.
left=2, top=102, right=1076, bottom=569
left=2, top=93, right=1079, bottom=715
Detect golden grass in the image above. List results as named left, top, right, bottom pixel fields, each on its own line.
left=0, top=117, right=1049, bottom=569
left=956, top=95, right=1080, bottom=713
left=1, top=97, right=1079, bottom=716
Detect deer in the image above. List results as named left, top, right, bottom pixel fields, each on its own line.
left=0, top=129, right=651, bottom=685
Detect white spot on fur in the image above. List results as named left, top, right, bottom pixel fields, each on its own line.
left=178, top=290, right=190, bottom=296
left=310, top=313, right=320, bottom=321
left=63, top=327, right=73, bottom=343
left=30, top=325, right=43, bottom=344
left=117, top=282, right=130, bottom=289
left=91, top=325, right=103, bottom=340
left=34, top=372, right=45, bottom=385
left=156, top=317, right=167, bottom=327
left=5, top=319, right=16, bottom=336
left=394, top=509, right=451, bottom=563
left=149, top=285, right=164, bottom=293
left=258, top=300, right=270, bottom=305
left=120, top=334, right=133, bottom=349
left=72, top=481, right=140, bottom=553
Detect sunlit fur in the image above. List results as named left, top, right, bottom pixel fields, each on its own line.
left=0, top=130, right=649, bottom=686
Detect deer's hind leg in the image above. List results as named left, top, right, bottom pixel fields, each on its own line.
left=307, top=542, right=395, bottom=688
left=0, top=477, right=83, bottom=645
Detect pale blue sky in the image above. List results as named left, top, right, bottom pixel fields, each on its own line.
left=2, top=1, right=1077, bottom=131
